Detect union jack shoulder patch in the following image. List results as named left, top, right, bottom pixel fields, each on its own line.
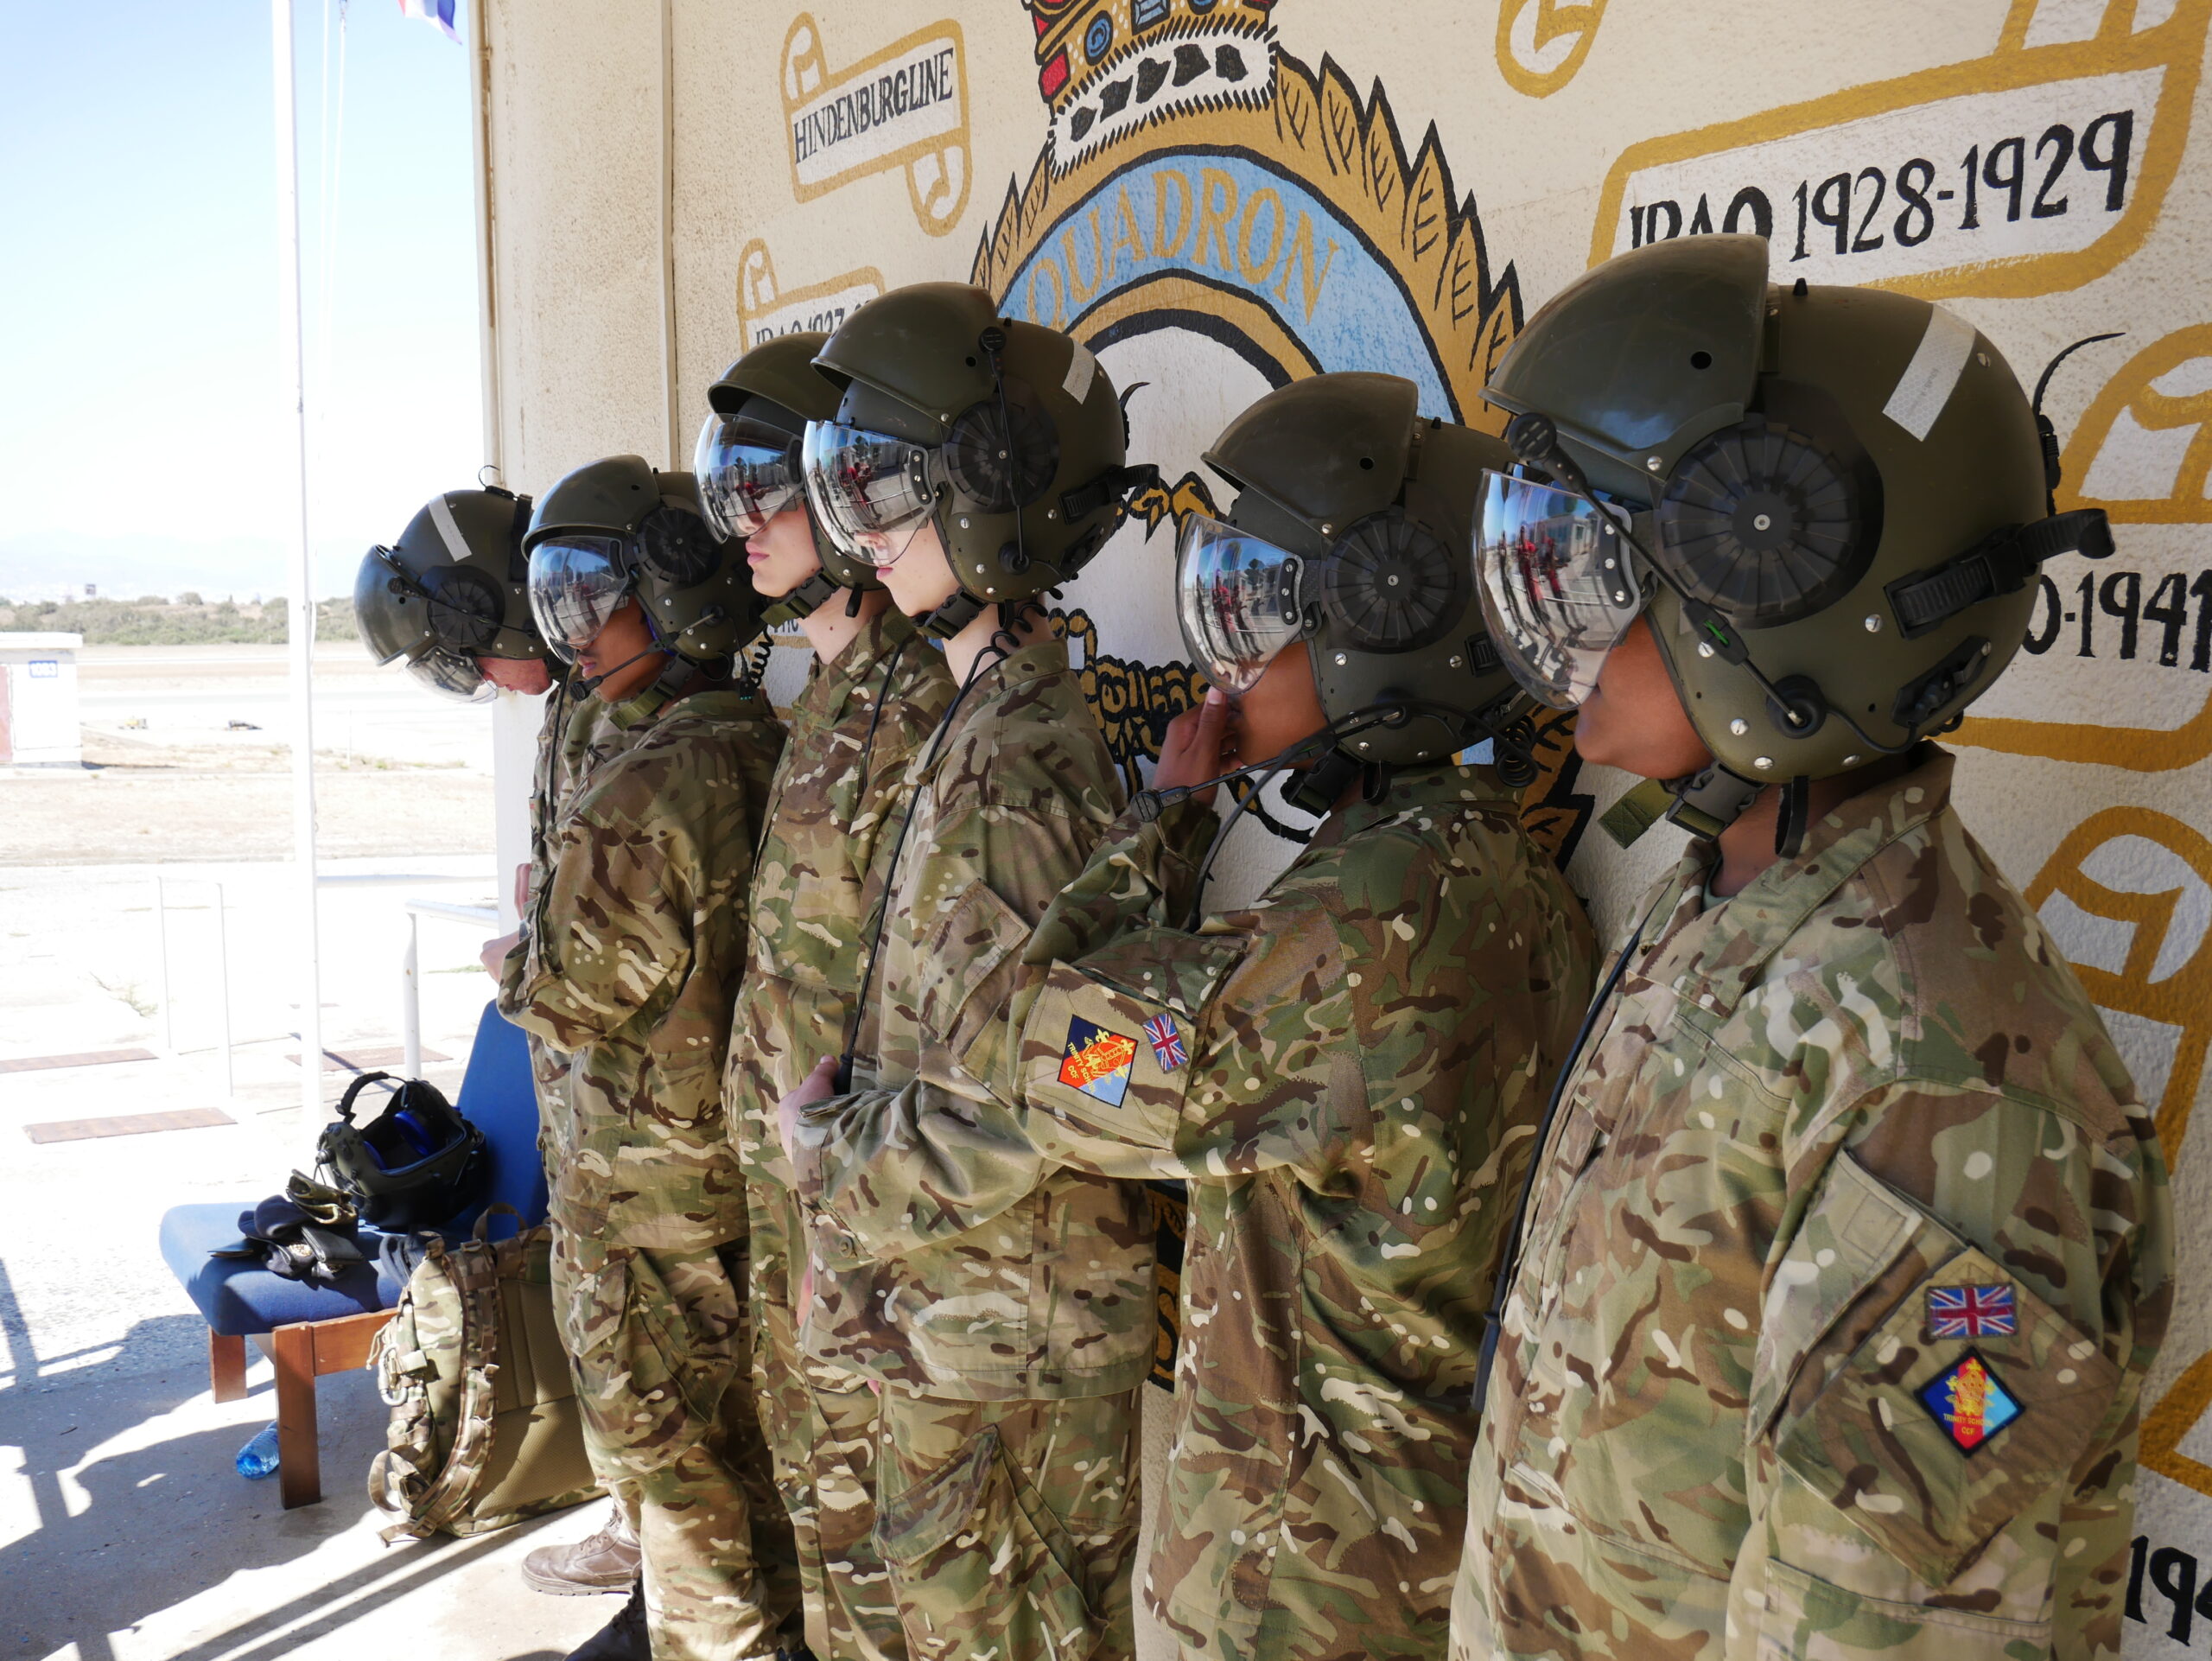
left=1928, top=1282, right=2016, bottom=1339
left=1142, top=1012, right=1186, bottom=1072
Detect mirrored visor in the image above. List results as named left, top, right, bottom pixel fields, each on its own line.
left=694, top=413, right=804, bottom=539
left=1175, top=512, right=1306, bottom=695
left=801, top=420, right=936, bottom=568
left=353, top=546, right=431, bottom=666
left=401, top=646, right=495, bottom=704
left=1472, top=472, right=1649, bottom=710
left=527, top=536, right=632, bottom=663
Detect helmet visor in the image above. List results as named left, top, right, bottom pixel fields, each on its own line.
left=401, top=646, right=495, bottom=704
left=1176, top=512, right=1306, bottom=695
left=1473, top=473, right=1649, bottom=710
left=527, top=537, right=632, bottom=663
left=694, top=413, right=804, bottom=539
left=354, top=546, right=431, bottom=666
left=801, top=420, right=936, bottom=568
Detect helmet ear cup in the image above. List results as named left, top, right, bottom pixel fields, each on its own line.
left=1321, top=508, right=1463, bottom=652
left=634, top=506, right=718, bottom=587
left=1654, top=416, right=1872, bottom=627
left=419, top=564, right=505, bottom=652
left=944, top=377, right=1061, bottom=513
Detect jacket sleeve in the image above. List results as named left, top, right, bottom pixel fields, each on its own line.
left=1738, top=1079, right=2171, bottom=1660
left=789, top=794, right=1112, bottom=1259
left=496, top=789, right=696, bottom=1053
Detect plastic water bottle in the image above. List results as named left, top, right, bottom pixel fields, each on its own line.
left=235, top=1422, right=281, bottom=1480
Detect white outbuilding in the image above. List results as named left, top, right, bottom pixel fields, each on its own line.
left=0, top=632, right=84, bottom=767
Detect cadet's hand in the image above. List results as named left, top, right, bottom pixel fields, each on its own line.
left=1154, top=686, right=1238, bottom=806
left=479, top=931, right=521, bottom=978
left=777, top=1055, right=840, bottom=1161
left=511, top=862, right=531, bottom=917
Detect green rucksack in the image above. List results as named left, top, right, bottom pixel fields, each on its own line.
left=366, top=1206, right=600, bottom=1540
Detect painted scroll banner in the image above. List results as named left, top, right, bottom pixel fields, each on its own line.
left=734, top=239, right=884, bottom=353
left=781, top=14, right=972, bottom=235
left=1588, top=0, right=2209, bottom=299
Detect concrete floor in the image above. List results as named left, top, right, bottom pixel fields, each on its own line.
left=0, top=858, right=621, bottom=1661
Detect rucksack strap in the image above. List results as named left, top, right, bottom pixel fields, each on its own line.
left=403, top=1235, right=510, bottom=1537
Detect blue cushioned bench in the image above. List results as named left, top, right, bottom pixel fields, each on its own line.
left=158, top=1002, right=545, bottom=1508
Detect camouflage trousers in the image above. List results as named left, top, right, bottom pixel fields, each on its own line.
left=550, top=1230, right=801, bottom=1661
left=874, top=1386, right=1144, bottom=1661
left=753, top=1288, right=906, bottom=1661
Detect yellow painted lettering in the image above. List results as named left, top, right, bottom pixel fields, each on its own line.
left=1061, top=209, right=1106, bottom=306
left=1027, top=252, right=1067, bottom=331
left=1152, top=169, right=1192, bottom=258
left=1197, top=167, right=1240, bottom=272
left=1273, top=211, right=1340, bottom=322
left=1236, top=187, right=1283, bottom=286
left=1110, top=186, right=1147, bottom=276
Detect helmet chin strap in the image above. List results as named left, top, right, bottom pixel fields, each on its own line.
left=760, top=570, right=841, bottom=628
left=1599, top=763, right=1820, bottom=860
left=1130, top=707, right=1396, bottom=825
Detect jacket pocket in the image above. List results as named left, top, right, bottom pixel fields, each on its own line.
left=875, top=1425, right=1100, bottom=1661
left=1755, top=1557, right=2052, bottom=1659
left=914, top=878, right=1033, bottom=1053
left=556, top=1241, right=744, bottom=1476
left=1770, top=1218, right=2120, bottom=1587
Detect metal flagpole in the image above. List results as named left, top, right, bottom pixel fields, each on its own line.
left=270, top=0, right=324, bottom=1136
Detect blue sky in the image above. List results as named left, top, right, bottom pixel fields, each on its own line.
left=0, top=0, right=482, bottom=599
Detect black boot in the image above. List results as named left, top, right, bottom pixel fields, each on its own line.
left=563, top=1579, right=648, bottom=1661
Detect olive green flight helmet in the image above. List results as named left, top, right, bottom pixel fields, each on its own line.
left=1473, top=233, right=2111, bottom=851
left=698, top=331, right=880, bottom=627
left=803, top=282, right=1155, bottom=639
left=1183, top=372, right=1527, bottom=800
left=524, top=455, right=765, bottom=673
left=353, top=487, right=547, bottom=702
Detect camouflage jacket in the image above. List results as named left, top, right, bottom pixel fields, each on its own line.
left=499, top=679, right=785, bottom=1251
left=521, top=686, right=613, bottom=1103
left=789, top=637, right=1153, bottom=1402
left=940, top=760, right=1597, bottom=1659
left=724, top=607, right=954, bottom=1359
left=1450, top=747, right=2174, bottom=1661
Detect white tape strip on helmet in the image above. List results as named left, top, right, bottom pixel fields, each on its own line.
left=1882, top=305, right=1977, bottom=443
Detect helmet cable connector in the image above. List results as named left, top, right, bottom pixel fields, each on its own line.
left=2030, top=332, right=2124, bottom=516
left=979, top=326, right=1030, bottom=592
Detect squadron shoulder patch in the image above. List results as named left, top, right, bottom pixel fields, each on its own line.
left=1143, top=1012, right=1186, bottom=1072
left=1058, top=1016, right=1138, bottom=1107
left=1917, top=1350, right=2023, bottom=1454
left=1928, top=1282, right=2016, bottom=1339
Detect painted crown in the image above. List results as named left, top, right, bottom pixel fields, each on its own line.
left=1026, top=0, right=1277, bottom=171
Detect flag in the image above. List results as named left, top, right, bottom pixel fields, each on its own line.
left=397, top=0, right=460, bottom=42
left=1143, top=1012, right=1186, bottom=1072
left=1927, top=1283, right=2016, bottom=1339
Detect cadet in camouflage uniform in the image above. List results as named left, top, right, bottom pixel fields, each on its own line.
left=837, top=377, right=1598, bottom=1660
left=1452, top=237, right=2173, bottom=1661
left=502, top=455, right=799, bottom=1661
left=777, top=285, right=1160, bottom=1660
left=355, top=489, right=639, bottom=1596
left=698, top=335, right=956, bottom=1660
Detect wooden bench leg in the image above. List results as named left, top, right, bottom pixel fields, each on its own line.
left=273, top=1324, right=321, bottom=1511
left=209, top=1330, right=249, bottom=1403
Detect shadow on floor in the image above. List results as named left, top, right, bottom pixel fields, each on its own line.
left=0, top=1251, right=585, bottom=1661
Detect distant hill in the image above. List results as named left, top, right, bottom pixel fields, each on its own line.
left=0, top=595, right=357, bottom=645
left=0, top=530, right=369, bottom=604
